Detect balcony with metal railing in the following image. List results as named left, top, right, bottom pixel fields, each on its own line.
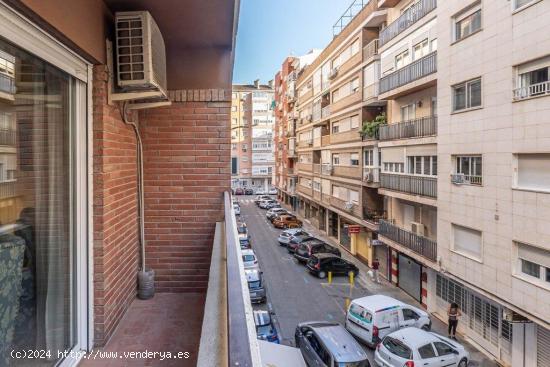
left=379, top=219, right=437, bottom=262
left=379, top=51, right=437, bottom=95
left=379, top=0, right=437, bottom=47
left=362, top=167, right=380, bottom=183
left=362, top=208, right=386, bottom=224
left=363, top=39, right=379, bottom=62
left=513, top=81, right=550, bottom=101
left=380, top=173, right=437, bottom=198
left=321, top=105, right=330, bottom=119
left=379, top=116, right=437, bottom=141
left=0, top=73, right=16, bottom=95
left=0, top=129, right=16, bottom=146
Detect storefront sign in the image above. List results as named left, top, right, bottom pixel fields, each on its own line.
left=348, top=225, right=361, bottom=234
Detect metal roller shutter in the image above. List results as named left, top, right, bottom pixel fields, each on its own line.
left=538, top=325, right=550, bottom=367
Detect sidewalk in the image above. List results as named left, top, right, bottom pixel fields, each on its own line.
left=285, top=204, right=497, bottom=367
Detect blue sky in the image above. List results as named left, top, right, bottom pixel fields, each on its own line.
left=233, top=0, right=353, bottom=84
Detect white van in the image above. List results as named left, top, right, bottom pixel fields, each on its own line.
left=345, top=295, right=431, bottom=348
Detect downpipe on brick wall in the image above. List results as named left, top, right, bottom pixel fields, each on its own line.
left=122, top=102, right=155, bottom=300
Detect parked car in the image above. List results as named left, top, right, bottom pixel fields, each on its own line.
left=237, top=221, right=248, bottom=235
left=268, top=187, right=277, bottom=195
left=254, top=195, right=272, bottom=205
left=266, top=208, right=288, bottom=221
left=273, top=214, right=302, bottom=229
left=256, top=188, right=266, bottom=195
left=239, top=237, right=251, bottom=250
left=307, top=253, right=358, bottom=279
left=265, top=201, right=281, bottom=210
left=345, top=295, right=431, bottom=348
left=242, top=249, right=259, bottom=270
left=254, top=310, right=279, bottom=343
left=233, top=203, right=241, bottom=215
left=295, top=322, right=370, bottom=367
left=237, top=223, right=252, bottom=249
left=244, top=188, right=254, bottom=195
left=245, top=269, right=266, bottom=304
left=294, top=240, right=341, bottom=263
left=374, top=327, right=469, bottom=367
left=259, top=199, right=277, bottom=209
left=286, top=234, right=314, bottom=254
left=234, top=188, right=245, bottom=195
left=277, top=228, right=309, bottom=246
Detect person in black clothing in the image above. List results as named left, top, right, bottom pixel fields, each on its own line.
left=447, top=302, right=461, bottom=339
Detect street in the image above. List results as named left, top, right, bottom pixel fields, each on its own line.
left=236, top=196, right=497, bottom=367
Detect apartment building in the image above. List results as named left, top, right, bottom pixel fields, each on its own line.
left=276, top=0, right=550, bottom=365
left=274, top=50, right=320, bottom=210
left=0, top=1, right=238, bottom=366
left=288, top=0, right=388, bottom=269
left=431, top=0, right=550, bottom=366
left=232, top=82, right=275, bottom=191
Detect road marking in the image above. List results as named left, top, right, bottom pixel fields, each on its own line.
left=302, top=276, right=309, bottom=284
left=327, top=313, right=334, bottom=320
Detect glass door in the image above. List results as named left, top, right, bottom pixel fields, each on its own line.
left=0, top=34, right=87, bottom=367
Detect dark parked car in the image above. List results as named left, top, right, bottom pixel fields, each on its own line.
left=286, top=234, right=314, bottom=254
left=294, top=240, right=341, bottom=263
left=234, top=188, right=245, bottom=195
left=306, top=253, right=359, bottom=279
left=244, top=188, right=254, bottom=195
left=295, top=322, right=369, bottom=367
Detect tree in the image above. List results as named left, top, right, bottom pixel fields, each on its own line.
left=360, top=113, right=386, bottom=139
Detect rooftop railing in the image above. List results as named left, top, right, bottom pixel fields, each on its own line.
left=333, top=0, right=371, bottom=37
left=379, top=0, right=437, bottom=46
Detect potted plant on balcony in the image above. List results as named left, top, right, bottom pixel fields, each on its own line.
left=360, top=113, right=386, bottom=140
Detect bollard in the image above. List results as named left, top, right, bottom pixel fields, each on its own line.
left=349, top=271, right=354, bottom=287
left=328, top=271, right=332, bottom=284
left=345, top=298, right=350, bottom=310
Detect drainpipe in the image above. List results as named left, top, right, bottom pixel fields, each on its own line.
left=122, top=102, right=154, bottom=299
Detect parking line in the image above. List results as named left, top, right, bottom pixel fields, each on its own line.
left=302, top=276, right=309, bottom=284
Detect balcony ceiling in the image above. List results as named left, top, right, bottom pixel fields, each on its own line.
left=104, top=0, right=239, bottom=89
left=104, top=0, right=236, bottom=49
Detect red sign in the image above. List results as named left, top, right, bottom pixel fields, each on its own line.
left=348, top=225, right=361, bottom=234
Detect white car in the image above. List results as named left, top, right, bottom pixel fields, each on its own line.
left=233, top=203, right=241, bottom=215
left=375, top=327, right=469, bottom=367
left=268, top=188, right=277, bottom=195
left=277, top=228, right=308, bottom=246
left=258, top=199, right=276, bottom=209
left=256, top=189, right=266, bottom=195
left=241, top=249, right=259, bottom=270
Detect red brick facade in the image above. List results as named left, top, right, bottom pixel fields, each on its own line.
left=92, top=65, right=140, bottom=346
left=140, top=91, right=231, bottom=293
left=92, top=67, right=231, bottom=345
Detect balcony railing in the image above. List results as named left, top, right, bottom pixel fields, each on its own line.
left=0, top=129, right=16, bottom=146
left=321, top=105, right=330, bottom=119
left=380, top=173, right=437, bottom=198
left=0, top=73, right=16, bottom=95
left=379, top=51, right=437, bottom=94
left=313, top=163, right=321, bottom=174
left=379, top=0, right=437, bottom=46
left=321, top=135, right=330, bottom=146
left=197, top=192, right=262, bottom=366
left=379, top=116, right=437, bottom=141
left=451, top=174, right=482, bottom=186
left=513, top=81, right=550, bottom=101
left=363, top=39, right=379, bottom=61
left=363, top=208, right=386, bottom=224
left=363, top=167, right=380, bottom=183
left=321, top=163, right=333, bottom=175
left=0, top=181, right=16, bottom=200
left=312, top=105, right=322, bottom=122
left=379, top=219, right=437, bottom=262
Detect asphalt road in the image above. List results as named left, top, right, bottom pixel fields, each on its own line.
left=235, top=196, right=378, bottom=364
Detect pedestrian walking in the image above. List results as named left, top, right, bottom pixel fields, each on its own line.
left=371, top=258, right=380, bottom=283
left=447, top=302, right=461, bottom=339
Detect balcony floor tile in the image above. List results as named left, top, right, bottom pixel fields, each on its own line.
left=81, top=293, right=205, bottom=367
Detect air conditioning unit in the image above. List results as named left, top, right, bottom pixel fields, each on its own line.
left=364, top=168, right=373, bottom=182
left=451, top=173, right=465, bottom=185
left=344, top=201, right=355, bottom=211
left=115, top=11, right=167, bottom=97
left=411, top=222, right=425, bottom=236
left=328, top=68, right=339, bottom=80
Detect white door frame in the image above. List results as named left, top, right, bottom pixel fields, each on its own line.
left=0, top=2, right=93, bottom=365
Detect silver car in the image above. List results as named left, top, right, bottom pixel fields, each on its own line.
left=374, top=327, right=469, bottom=367
left=277, top=228, right=308, bottom=246
left=245, top=269, right=266, bottom=303
left=241, top=249, right=259, bottom=269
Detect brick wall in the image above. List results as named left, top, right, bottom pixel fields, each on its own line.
left=92, top=65, right=140, bottom=346
left=139, top=89, right=231, bottom=293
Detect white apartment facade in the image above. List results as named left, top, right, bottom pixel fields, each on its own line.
left=429, top=1, right=550, bottom=366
